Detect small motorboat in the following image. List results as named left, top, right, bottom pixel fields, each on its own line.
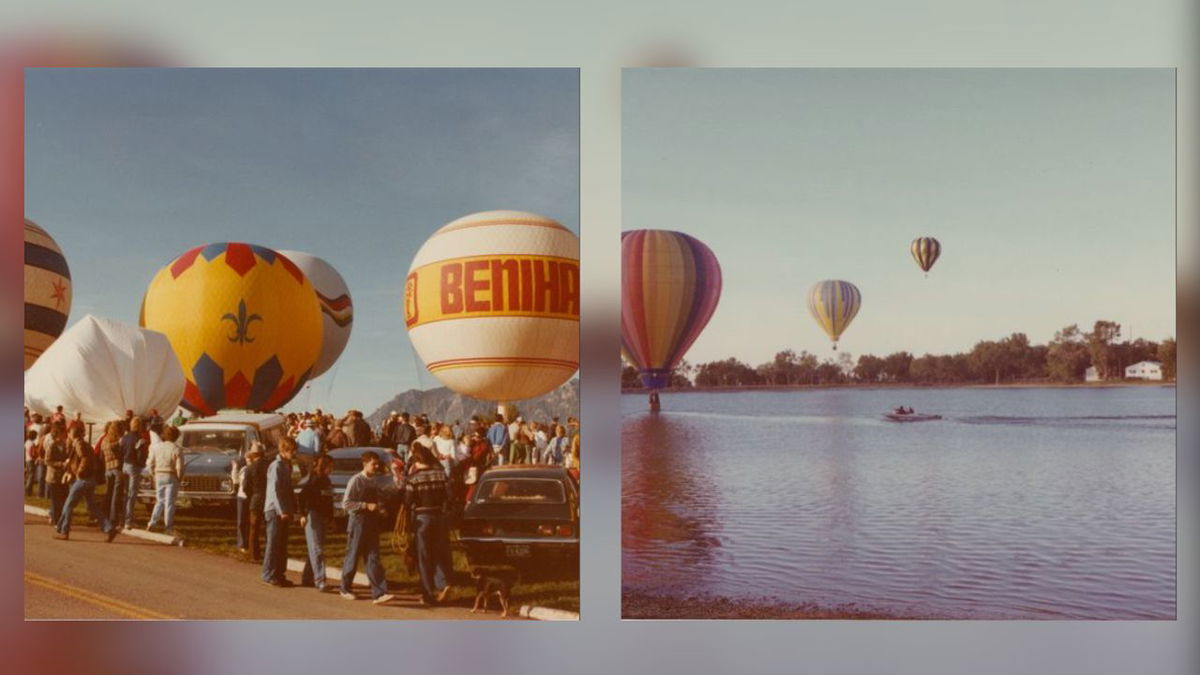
left=884, top=411, right=942, bottom=422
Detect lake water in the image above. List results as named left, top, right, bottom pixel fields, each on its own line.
left=621, top=386, right=1176, bottom=619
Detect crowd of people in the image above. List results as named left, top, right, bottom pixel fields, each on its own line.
left=24, top=404, right=581, bottom=608
left=280, top=408, right=581, bottom=475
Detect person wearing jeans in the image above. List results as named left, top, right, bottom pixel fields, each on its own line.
left=24, top=429, right=41, bottom=496
left=340, top=451, right=394, bottom=604
left=120, top=417, right=149, bottom=529
left=405, top=444, right=455, bottom=604
left=233, top=446, right=258, bottom=552
left=261, top=437, right=297, bottom=587
left=99, top=420, right=126, bottom=528
left=145, top=424, right=184, bottom=534
left=54, top=426, right=118, bottom=542
left=42, top=423, right=70, bottom=524
left=487, top=416, right=508, bottom=466
left=298, top=454, right=334, bottom=590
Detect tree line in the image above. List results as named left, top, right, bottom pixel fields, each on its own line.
left=621, top=320, right=1176, bottom=388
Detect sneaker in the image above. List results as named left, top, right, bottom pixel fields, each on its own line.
left=372, top=593, right=396, bottom=605
left=263, top=578, right=295, bottom=588
left=106, top=528, right=119, bottom=543
left=339, top=591, right=356, bottom=600
left=52, top=531, right=68, bottom=541
left=436, top=585, right=453, bottom=603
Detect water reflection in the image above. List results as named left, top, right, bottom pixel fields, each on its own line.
left=622, top=413, right=723, bottom=592
left=621, top=386, right=1176, bottom=619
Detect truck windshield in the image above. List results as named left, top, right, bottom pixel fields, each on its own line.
left=180, top=430, right=243, bottom=454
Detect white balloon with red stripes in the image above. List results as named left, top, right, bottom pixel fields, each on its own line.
left=404, top=210, right=579, bottom=403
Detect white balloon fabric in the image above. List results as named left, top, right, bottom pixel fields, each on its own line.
left=276, top=250, right=353, bottom=379
left=404, top=210, right=580, bottom=403
left=24, top=315, right=186, bottom=424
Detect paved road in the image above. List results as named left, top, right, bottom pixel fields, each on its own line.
left=24, top=514, right=515, bottom=620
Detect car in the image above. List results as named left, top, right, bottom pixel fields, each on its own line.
left=457, top=465, right=579, bottom=569
left=326, top=446, right=401, bottom=519
left=139, top=412, right=293, bottom=509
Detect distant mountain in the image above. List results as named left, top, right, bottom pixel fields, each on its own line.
left=366, top=379, right=579, bottom=429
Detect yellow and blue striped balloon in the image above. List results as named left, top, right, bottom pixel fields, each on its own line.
left=807, top=280, right=861, bottom=350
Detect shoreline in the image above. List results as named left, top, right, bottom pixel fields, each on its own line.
left=621, top=381, right=1175, bottom=395
left=621, top=592, right=919, bottom=620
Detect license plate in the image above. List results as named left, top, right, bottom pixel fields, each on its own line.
left=504, top=544, right=531, bottom=558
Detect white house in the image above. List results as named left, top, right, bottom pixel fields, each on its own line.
left=1085, top=366, right=1101, bottom=382
left=1125, top=360, right=1164, bottom=380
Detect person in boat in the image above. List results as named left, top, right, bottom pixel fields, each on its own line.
left=893, top=406, right=907, bottom=415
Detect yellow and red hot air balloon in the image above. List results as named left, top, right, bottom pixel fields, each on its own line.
left=807, top=280, right=861, bottom=350
left=405, top=211, right=579, bottom=408
left=621, top=230, right=722, bottom=410
left=140, top=243, right=324, bottom=416
left=276, top=250, right=353, bottom=380
left=911, top=236, right=941, bottom=276
left=24, top=219, right=72, bottom=370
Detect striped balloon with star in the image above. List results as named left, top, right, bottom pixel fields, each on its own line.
left=24, top=219, right=72, bottom=370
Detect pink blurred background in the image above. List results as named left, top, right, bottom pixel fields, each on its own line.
left=3, top=3, right=1197, bottom=674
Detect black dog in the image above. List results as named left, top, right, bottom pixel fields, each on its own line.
left=470, top=567, right=519, bottom=617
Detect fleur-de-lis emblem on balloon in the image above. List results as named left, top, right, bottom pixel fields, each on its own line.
left=222, top=299, right=262, bottom=345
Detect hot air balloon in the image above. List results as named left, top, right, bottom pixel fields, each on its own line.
left=140, top=243, right=324, bottom=416
left=807, top=280, right=861, bottom=350
left=276, top=250, right=353, bottom=379
left=24, top=219, right=72, bottom=370
left=25, top=315, right=186, bottom=423
left=911, top=236, right=941, bottom=276
left=621, top=230, right=722, bottom=410
left=405, top=211, right=579, bottom=412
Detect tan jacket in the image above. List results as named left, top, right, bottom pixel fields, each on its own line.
left=146, top=440, right=185, bottom=479
left=43, top=438, right=70, bottom=484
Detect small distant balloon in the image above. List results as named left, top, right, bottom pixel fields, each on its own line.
left=911, top=236, right=941, bottom=275
left=808, top=280, right=861, bottom=350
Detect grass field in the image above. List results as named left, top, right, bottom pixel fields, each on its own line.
left=24, top=490, right=579, bottom=613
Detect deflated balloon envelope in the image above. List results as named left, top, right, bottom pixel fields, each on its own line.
left=24, top=315, right=186, bottom=424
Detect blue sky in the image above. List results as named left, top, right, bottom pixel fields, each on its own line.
left=623, top=69, right=1176, bottom=365
left=25, top=68, right=578, bottom=413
